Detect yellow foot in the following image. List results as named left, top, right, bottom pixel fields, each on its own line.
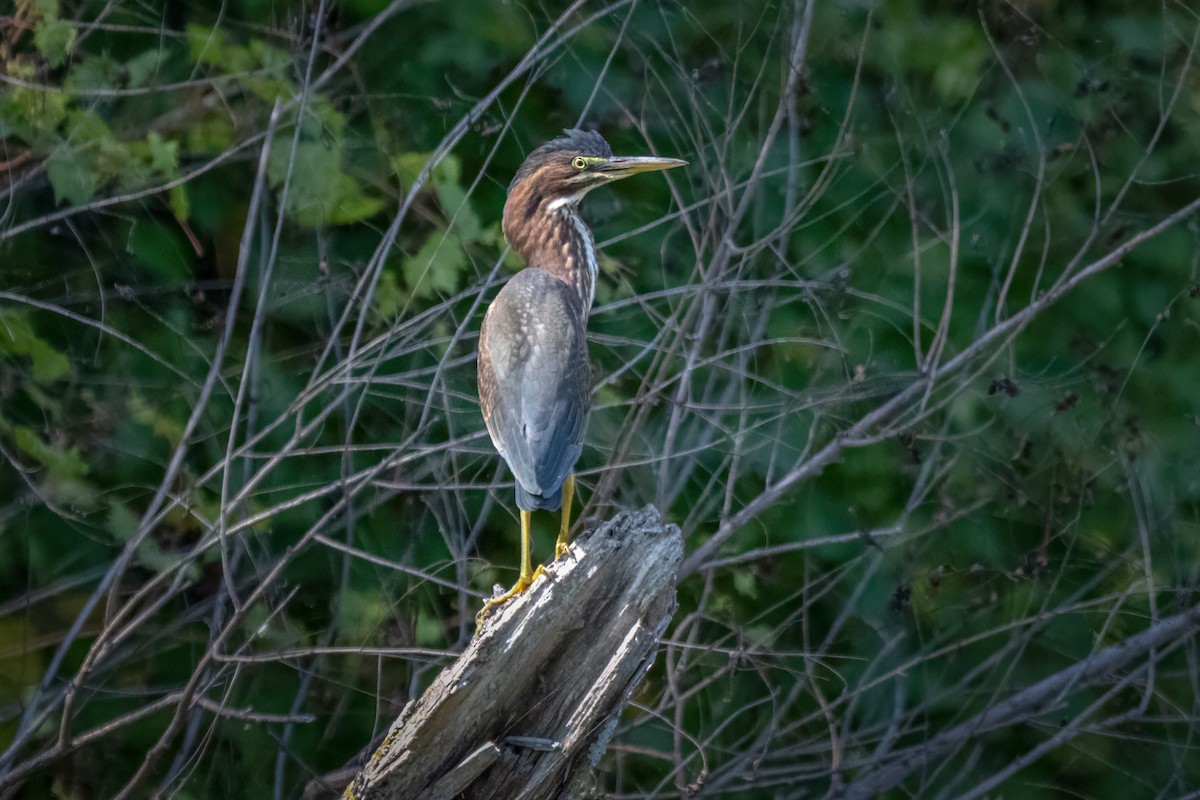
left=475, top=565, right=546, bottom=626
left=554, top=540, right=571, bottom=560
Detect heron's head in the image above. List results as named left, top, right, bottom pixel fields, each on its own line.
left=506, top=129, right=686, bottom=219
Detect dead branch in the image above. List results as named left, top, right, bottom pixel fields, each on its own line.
left=339, top=506, right=682, bottom=800
left=836, top=598, right=1200, bottom=799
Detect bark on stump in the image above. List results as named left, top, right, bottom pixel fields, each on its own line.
left=343, top=505, right=682, bottom=800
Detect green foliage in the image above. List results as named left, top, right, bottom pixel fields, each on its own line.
left=0, top=82, right=69, bottom=147
left=126, top=218, right=192, bottom=280
left=401, top=231, right=467, bottom=299
left=186, top=22, right=292, bottom=100
left=0, top=309, right=70, bottom=382
left=7, top=423, right=87, bottom=480
left=32, top=18, right=75, bottom=69
left=376, top=152, right=500, bottom=308
left=127, top=392, right=185, bottom=446
left=2, top=0, right=1200, bottom=797
left=268, top=138, right=385, bottom=227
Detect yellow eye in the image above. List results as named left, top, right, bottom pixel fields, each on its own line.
left=572, top=156, right=587, bottom=170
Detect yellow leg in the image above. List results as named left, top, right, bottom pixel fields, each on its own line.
left=555, top=473, right=574, bottom=559
left=476, top=510, right=544, bottom=625
left=517, top=508, right=534, bottom=583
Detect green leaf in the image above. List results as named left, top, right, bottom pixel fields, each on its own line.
left=372, top=266, right=407, bottom=323
left=309, top=100, right=348, bottom=140
left=105, top=502, right=139, bottom=541
left=105, top=503, right=182, bottom=575
left=123, top=130, right=181, bottom=191
left=146, top=131, right=178, bottom=174
left=34, top=18, right=77, bottom=68
left=185, top=23, right=291, bottom=93
left=186, top=24, right=228, bottom=67
left=63, top=53, right=120, bottom=93
left=435, top=181, right=483, bottom=245
left=247, top=38, right=292, bottom=75
left=402, top=231, right=467, bottom=298
left=128, top=393, right=185, bottom=446
left=393, top=152, right=484, bottom=242
left=391, top=151, right=429, bottom=187
left=71, top=111, right=127, bottom=173
left=0, top=84, right=69, bottom=146
left=434, top=153, right=461, bottom=185
left=124, top=49, right=164, bottom=88
left=11, top=425, right=87, bottom=480
left=0, top=310, right=71, bottom=382
left=126, top=219, right=192, bottom=281
left=269, top=141, right=384, bottom=227
left=732, top=571, right=758, bottom=599
left=929, top=22, right=985, bottom=101
left=55, top=111, right=128, bottom=192
left=243, top=76, right=291, bottom=103
left=323, top=182, right=386, bottom=225
left=46, top=144, right=98, bottom=205
left=186, top=115, right=236, bottom=153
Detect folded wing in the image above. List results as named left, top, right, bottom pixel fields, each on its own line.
left=478, top=269, right=590, bottom=510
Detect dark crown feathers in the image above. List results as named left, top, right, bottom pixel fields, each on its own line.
left=509, top=129, right=612, bottom=191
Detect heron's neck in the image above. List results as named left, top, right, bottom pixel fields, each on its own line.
left=503, top=191, right=598, bottom=318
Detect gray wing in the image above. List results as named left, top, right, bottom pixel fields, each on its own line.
left=477, top=269, right=589, bottom=504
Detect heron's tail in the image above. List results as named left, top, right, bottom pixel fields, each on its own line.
left=515, top=482, right=563, bottom=512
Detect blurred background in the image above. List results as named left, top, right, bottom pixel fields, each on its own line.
left=2, top=0, right=1200, bottom=797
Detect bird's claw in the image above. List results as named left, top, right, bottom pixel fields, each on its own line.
left=475, top=566, right=546, bottom=627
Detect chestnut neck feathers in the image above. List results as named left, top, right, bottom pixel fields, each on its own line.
left=502, top=131, right=613, bottom=318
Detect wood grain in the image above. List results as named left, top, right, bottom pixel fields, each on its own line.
left=342, top=506, right=682, bottom=800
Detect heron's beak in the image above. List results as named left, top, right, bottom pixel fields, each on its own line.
left=595, top=155, right=688, bottom=179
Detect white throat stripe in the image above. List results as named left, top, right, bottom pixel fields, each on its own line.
left=545, top=191, right=588, bottom=213
left=570, top=213, right=598, bottom=310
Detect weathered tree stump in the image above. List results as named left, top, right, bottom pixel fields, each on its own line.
left=342, top=506, right=682, bottom=800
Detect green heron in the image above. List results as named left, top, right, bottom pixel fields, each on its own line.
left=476, top=129, right=685, bottom=621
